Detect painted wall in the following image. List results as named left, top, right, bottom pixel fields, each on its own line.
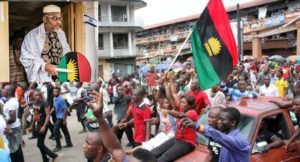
left=98, top=59, right=113, bottom=81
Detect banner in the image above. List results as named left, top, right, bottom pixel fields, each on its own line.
left=258, top=7, right=267, bottom=19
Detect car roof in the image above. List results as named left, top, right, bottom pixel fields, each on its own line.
left=224, top=96, right=282, bottom=117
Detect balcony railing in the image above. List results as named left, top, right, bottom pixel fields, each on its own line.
left=98, top=48, right=136, bottom=58
left=136, top=31, right=190, bottom=44
left=243, top=10, right=300, bottom=33
left=136, top=42, right=192, bottom=56
left=98, top=16, right=144, bottom=27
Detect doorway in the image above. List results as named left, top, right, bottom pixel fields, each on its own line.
left=1, top=1, right=85, bottom=82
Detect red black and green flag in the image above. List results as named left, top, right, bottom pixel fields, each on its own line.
left=58, top=52, right=91, bottom=82
left=191, top=0, right=238, bottom=90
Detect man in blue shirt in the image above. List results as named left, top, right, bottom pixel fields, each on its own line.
left=52, top=87, right=73, bottom=152
left=181, top=107, right=250, bottom=162
left=221, top=80, right=257, bottom=101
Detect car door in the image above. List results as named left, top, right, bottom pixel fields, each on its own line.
left=282, top=111, right=300, bottom=162
left=250, top=111, right=299, bottom=162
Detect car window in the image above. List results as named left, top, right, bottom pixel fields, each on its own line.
left=252, top=113, right=289, bottom=154
left=196, top=109, right=254, bottom=146
left=263, top=113, right=290, bottom=140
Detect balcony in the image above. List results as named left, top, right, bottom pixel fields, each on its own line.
left=98, top=16, right=144, bottom=28
left=243, top=39, right=295, bottom=51
left=136, top=42, right=192, bottom=57
left=98, top=48, right=136, bottom=59
left=136, top=31, right=190, bottom=45
left=243, top=10, right=300, bottom=34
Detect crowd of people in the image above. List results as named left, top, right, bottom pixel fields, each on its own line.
left=2, top=2, right=300, bottom=162
left=0, top=56, right=300, bottom=162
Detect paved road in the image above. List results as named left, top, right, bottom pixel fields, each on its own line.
left=23, top=107, right=133, bottom=162
left=23, top=112, right=88, bottom=162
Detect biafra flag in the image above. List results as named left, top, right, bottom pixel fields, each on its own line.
left=191, top=0, right=238, bottom=90
left=58, top=52, right=91, bottom=82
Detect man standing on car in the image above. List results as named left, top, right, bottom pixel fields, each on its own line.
left=181, top=107, right=250, bottom=162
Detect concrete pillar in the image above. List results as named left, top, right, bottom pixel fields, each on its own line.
left=108, top=3, right=111, bottom=24
left=75, top=2, right=85, bottom=54
left=83, top=1, right=98, bottom=81
left=296, top=21, right=300, bottom=55
left=252, top=32, right=262, bottom=58
left=0, top=2, right=9, bottom=81
left=110, top=32, right=114, bottom=57
left=128, top=32, right=132, bottom=55
left=126, top=4, right=130, bottom=22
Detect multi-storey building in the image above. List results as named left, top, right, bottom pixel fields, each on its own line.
left=136, top=0, right=300, bottom=65
left=97, top=0, right=146, bottom=81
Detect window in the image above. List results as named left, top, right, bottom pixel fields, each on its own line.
left=111, top=6, right=127, bottom=22
left=98, top=34, right=103, bottom=50
left=98, top=5, right=101, bottom=21
left=113, top=33, right=128, bottom=49
left=262, top=113, right=290, bottom=140
left=252, top=113, right=290, bottom=154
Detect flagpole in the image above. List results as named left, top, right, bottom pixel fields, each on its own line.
left=167, top=30, right=193, bottom=71
left=237, top=3, right=242, bottom=63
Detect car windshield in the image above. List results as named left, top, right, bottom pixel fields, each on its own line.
left=196, top=109, right=254, bottom=146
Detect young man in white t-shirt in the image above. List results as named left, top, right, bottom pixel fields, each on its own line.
left=3, top=85, right=24, bottom=162
left=259, top=75, right=279, bottom=97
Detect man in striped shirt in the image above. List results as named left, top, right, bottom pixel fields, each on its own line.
left=221, top=80, right=257, bottom=101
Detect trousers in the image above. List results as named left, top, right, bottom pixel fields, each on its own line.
left=151, top=138, right=195, bottom=162
left=53, top=119, right=72, bottom=148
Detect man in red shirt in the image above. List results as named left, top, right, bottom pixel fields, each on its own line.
left=146, top=67, right=157, bottom=94
left=15, top=82, right=27, bottom=121
left=118, top=88, right=151, bottom=146
left=281, top=65, right=291, bottom=80
left=188, top=79, right=210, bottom=116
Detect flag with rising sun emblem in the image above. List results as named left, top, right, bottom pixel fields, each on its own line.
left=191, top=0, right=238, bottom=90
left=58, top=52, right=91, bottom=82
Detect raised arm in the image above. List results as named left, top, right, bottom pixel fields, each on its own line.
left=168, top=72, right=180, bottom=108
left=202, top=126, right=250, bottom=152
left=286, top=128, right=300, bottom=148
left=269, top=99, right=293, bottom=108
left=91, top=91, right=125, bottom=162
left=180, top=118, right=250, bottom=153
left=164, top=81, right=178, bottom=111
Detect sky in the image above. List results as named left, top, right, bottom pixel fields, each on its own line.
left=135, top=0, right=251, bottom=26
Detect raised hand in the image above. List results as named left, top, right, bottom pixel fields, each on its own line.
left=90, top=90, right=103, bottom=118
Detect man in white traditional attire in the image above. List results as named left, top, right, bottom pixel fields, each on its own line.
left=20, top=5, right=71, bottom=82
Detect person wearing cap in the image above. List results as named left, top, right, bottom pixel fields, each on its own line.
left=20, top=5, right=70, bottom=82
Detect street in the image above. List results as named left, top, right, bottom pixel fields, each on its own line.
left=23, top=112, right=87, bottom=162
left=23, top=110, right=131, bottom=162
